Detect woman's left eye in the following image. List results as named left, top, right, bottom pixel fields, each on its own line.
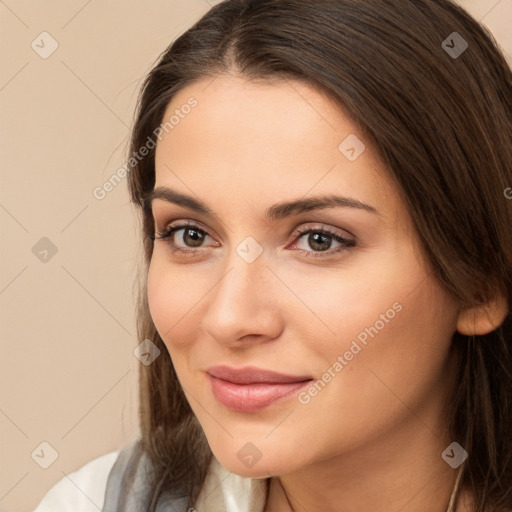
left=152, top=222, right=356, bottom=258
left=291, top=228, right=356, bottom=257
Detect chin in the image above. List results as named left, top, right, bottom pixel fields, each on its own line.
left=212, top=448, right=297, bottom=479
left=220, top=460, right=276, bottom=479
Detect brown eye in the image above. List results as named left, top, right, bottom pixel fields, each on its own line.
left=174, top=226, right=206, bottom=248
left=291, top=227, right=356, bottom=258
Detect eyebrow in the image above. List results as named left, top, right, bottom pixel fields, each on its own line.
left=144, top=186, right=379, bottom=220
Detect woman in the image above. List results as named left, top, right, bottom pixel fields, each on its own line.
left=34, top=0, right=512, bottom=511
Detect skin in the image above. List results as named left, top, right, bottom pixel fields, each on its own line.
left=147, top=74, right=507, bottom=512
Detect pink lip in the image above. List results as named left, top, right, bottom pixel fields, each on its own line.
left=206, top=365, right=313, bottom=412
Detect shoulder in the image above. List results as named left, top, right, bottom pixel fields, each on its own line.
left=33, top=447, right=123, bottom=512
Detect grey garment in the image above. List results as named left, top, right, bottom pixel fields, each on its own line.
left=102, top=438, right=189, bottom=512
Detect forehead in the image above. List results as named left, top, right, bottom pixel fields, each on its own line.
left=159, top=74, right=361, bottom=158
left=153, top=74, right=401, bottom=226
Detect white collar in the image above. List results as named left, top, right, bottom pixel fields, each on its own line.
left=195, top=456, right=269, bottom=512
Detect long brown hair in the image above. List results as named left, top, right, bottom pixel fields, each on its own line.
left=126, top=1, right=512, bottom=510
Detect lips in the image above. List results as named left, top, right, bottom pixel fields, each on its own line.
left=206, top=365, right=313, bottom=412
left=206, top=365, right=313, bottom=384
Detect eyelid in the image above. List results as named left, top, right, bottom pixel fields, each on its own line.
left=154, top=218, right=217, bottom=240
left=154, top=216, right=350, bottom=238
left=152, top=203, right=361, bottom=238
left=289, top=222, right=355, bottom=243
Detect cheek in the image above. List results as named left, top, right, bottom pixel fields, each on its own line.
left=322, top=278, right=457, bottom=420
left=276, top=251, right=417, bottom=358
left=295, top=251, right=457, bottom=403
left=147, top=255, right=200, bottom=350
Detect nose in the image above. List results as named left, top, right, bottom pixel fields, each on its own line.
left=201, top=245, right=284, bottom=348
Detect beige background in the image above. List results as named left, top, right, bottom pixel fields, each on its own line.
left=0, top=1, right=510, bottom=511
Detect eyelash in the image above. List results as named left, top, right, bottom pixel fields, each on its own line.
left=151, top=221, right=356, bottom=259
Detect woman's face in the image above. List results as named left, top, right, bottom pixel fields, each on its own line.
left=147, top=74, right=461, bottom=478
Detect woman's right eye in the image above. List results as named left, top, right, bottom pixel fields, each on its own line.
left=153, top=222, right=214, bottom=254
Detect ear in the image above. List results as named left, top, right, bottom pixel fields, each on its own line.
left=456, top=291, right=509, bottom=336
